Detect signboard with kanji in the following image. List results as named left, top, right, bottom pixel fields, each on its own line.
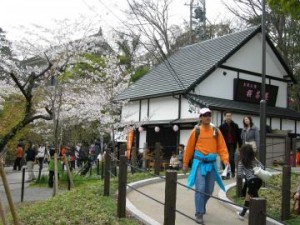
left=234, top=78, right=278, bottom=106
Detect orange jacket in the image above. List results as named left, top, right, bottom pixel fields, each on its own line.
left=16, top=146, right=24, bottom=158
left=183, top=126, right=229, bottom=167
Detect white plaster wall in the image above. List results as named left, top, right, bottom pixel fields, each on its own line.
left=139, top=131, right=147, bottom=153
left=195, top=68, right=234, bottom=99
left=181, top=97, right=199, bottom=119
left=225, top=35, right=287, bottom=77
left=270, top=80, right=287, bottom=108
left=297, top=121, right=300, bottom=133
left=141, top=99, right=148, bottom=121
left=180, top=129, right=192, bottom=146
left=149, top=96, right=179, bottom=120
left=271, top=118, right=281, bottom=130
left=122, top=101, right=140, bottom=122
left=230, top=114, right=245, bottom=128
left=282, top=119, right=295, bottom=132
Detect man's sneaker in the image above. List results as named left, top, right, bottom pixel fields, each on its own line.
left=236, top=211, right=244, bottom=220
left=231, top=173, right=235, bottom=178
left=195, top=214, right=204, bottom=224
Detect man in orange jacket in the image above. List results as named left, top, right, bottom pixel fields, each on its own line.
left=183, top=108, right=229, bottom=224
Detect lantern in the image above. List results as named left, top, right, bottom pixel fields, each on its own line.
left=138, top=126, right=144, bottom=133
left=173, top=125, right=179, bottom=132
left=154, top=126, right=160, bottom=133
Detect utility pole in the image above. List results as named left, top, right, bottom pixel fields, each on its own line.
left=259, top=0, right=266, bottom=166
left=202, top=0, right=206, bottom=39
left=185, top=0, right=207, bottom=44
left=189, top=0, right=194, bottom=44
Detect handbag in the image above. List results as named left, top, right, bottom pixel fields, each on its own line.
left=245, top=141, right=257, bottom=152
left=253, top=166, right=272, bottom=181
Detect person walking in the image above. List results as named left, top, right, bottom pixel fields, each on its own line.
left=36, top=144, right=46, bottom=179
left=183, top=108, right=229, bottom=224
left=13, top=144, right=24, bottom=171
left=48, top=148, right=55, bottom=188
left=236, top=144, right=263, bottom=220
left=26, top=141, right=37, bottom=182
left=219, top=111, right=242, bottom=178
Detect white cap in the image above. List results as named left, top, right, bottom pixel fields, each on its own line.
left=199, top=108, right=211, bottom=116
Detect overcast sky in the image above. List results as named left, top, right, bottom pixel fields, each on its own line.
left=0, top=0, right=234, bottom=42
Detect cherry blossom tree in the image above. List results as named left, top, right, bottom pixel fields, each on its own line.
left=0, top=18, right=120, bottom=152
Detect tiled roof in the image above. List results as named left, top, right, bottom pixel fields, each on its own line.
left=186, top=94, right=300, bottom=120
left=117, top=26, right=263, bottom=101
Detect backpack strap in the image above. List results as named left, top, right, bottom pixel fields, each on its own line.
left=193, top=125, right=200, bottom=150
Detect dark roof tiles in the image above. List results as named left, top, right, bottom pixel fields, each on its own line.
left=117, top=26, right=260, bottom=101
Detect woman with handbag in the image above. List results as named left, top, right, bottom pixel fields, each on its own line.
left=236, top=144, right=263, bottom=220
left=241, top=116, right=260, bottom=153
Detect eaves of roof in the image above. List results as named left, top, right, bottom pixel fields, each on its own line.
left=185, top=94, right=300, bottom=120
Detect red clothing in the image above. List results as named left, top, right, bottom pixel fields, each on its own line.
left=60, top=147, right=66, bottom=156
left=226, top=126, right=234, bottom=144
left=183, top=125, right=229, bottom=167
left=296, top=152, right=300, bottom=166
left=16, top=146, right=24, bottom=158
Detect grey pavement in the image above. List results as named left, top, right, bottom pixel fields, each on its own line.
left=0, top=165, right=53, bottom=206
left=127, top=175, right=283, bottom=225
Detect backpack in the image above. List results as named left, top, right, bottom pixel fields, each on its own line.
left=193, top=124, right=219, bottom=150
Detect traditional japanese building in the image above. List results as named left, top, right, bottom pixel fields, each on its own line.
left=116, top=26, right=300, bottom=161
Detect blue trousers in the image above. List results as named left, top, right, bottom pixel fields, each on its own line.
left=195, top=165, right=215, bottom=216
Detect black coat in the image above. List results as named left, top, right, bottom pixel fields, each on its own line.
left=219, top=121, right=242, bottom=149
left=26, top=147, right=37, bottom=161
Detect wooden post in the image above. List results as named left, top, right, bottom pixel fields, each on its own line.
left=120, top=143, right=126, bottom=156
left=281, top=165, right=291, bottom=220
left=0, top=160, right=19, bottom=225
left=236, top=149, right=243, bottom=197
left=285, top=136, right=290, bottom=165
left=0, top=157, right=7, bottom=225
left=104, top=148, right=111, bottom=196
left=249, top=198, right=266, bottom=225
left=291, top=138, right=296, bottom=167
left=154, top=142, right=161, bottom=175
left=89, top=163, right=92, bottom=176
left=0, top=192, right=7, bottom=225
left=63, top=155, right=74, bottom=189
left=101, top=161, right=104, bottom=180
left=164, top=171, right=177, bottom=225
left=21, top=167, right=25, bottom=202
left=97, top=160, right=100, bottom=175
left=53, top=153, right=58, bottom=197
left=131, top=146, right=137, bottom=174
left=117, top=155, right=128, bottom=218
left=236, top=176, right=243, bottom=197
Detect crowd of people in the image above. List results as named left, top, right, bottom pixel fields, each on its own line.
left=12, top=139, right=104, bottom=187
